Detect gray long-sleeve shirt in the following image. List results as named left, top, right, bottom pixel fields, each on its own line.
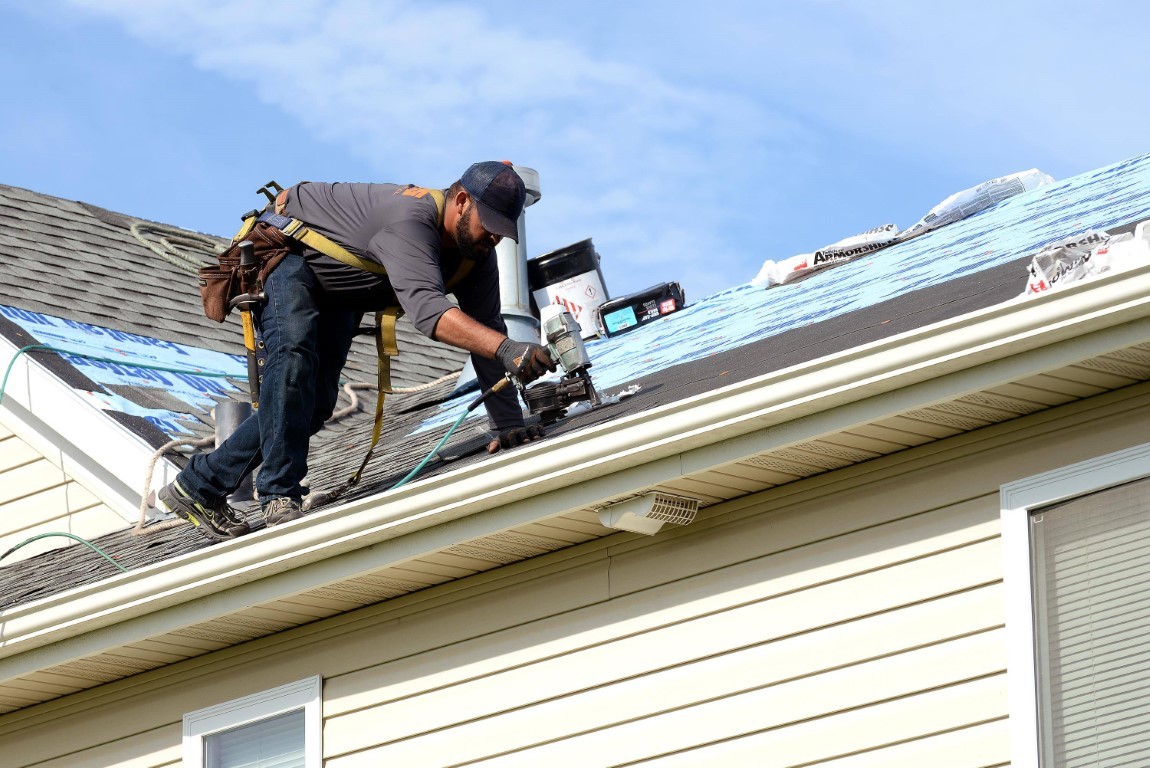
left=283, top=181, right=522, bottom=429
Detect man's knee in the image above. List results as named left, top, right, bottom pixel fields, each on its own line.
left=309, top=408, right=332, bottom=435
left=309, top=379, right=343, bottom=434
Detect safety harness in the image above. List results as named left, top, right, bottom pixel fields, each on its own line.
left=234, top=181, right=472, bottom=489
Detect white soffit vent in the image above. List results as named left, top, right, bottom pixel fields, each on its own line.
left=599, top=492, right=700, bottom=535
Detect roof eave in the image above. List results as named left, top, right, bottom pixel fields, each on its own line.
left=0, top=341, right=180, bottom=523
left=2, top=263, right=1150, bottom=680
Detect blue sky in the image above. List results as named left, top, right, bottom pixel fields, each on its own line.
left=4, top=1, right=1149, bottom=300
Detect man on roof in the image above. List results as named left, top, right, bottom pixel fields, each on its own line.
left=159, top=161, right=556, bottom=541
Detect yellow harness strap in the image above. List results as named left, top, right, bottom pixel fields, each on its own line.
left=233, top=183, right=472, bottom=488
left=233, top=216, right=257, bottom=243
left=349, top=305, right=402, bottom=487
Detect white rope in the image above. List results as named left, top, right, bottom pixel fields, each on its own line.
left=133, top=435, right=215, bottom=536
left=326, top=372, right=460, bottom=422
left=130, top=221, right=224, bottom=274
left=383, top=370, right=460, bottom=394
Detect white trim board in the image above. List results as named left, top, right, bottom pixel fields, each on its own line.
left=999, top=441, right=1150, bottom=768
left=183, top=675, right=321, bottom=768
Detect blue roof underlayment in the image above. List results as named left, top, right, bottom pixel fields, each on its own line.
left=0, top=305, right=246, bottom=433
left=418, top=152, right=1150, bottom=432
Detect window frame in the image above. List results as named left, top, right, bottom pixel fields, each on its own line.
left=182, top=676, right=322, bottom=768
left=1000, top=442, right=1150, bottom=768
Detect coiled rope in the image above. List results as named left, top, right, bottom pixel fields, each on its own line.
left=129, top=221, right=223, bottom=274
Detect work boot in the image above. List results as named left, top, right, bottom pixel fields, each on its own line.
left=157, top=481, right=252, bottom=541
left=262, top=497, right=304, bottom=527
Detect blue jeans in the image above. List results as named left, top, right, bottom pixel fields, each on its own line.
left=179, top=253, right=359, bottom=505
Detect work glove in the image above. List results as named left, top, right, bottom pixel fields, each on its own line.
left=496, top=338, right=557, bottom=384
left=487, top=423, right=546, bottom=454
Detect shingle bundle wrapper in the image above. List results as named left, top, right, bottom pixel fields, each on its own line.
left=751, top=168, right=1056, bottom=289
left=1021, top=223, right=1150, bottom=297
left=751, top=224, right=900, bottom=287
left=898, top=168, right=1054, bottom=241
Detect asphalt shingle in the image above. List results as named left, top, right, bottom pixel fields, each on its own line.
left=3, top=153, right=1150, bottom=608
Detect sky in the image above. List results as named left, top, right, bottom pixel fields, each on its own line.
left=3, top=0, right=1150, bottom=302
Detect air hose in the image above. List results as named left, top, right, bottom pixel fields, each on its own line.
left=0, top=532, right=127, bottom=571
left=302, top=376, right=512, bottom=511
left=387, top=375, right=512, bottom=491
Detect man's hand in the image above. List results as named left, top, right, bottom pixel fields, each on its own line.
left=496, top=339, right=557, bottom=384
left=487, top=423, right=546, bottom=454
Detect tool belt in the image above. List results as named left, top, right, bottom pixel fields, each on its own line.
left=198, top=222, right=295, bottom=323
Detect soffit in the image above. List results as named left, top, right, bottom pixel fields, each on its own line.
left=2, top=310, right=1148, bottom=714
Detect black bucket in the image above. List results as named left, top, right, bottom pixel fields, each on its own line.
left=527, top=238, right=609, bottom=337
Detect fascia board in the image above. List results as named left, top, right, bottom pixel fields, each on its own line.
left=0, top=339, right=178, bottom=522
left=2, top=264, right=1150, bottom=676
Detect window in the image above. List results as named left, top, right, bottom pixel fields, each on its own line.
left=1001, top=443, right=1150, bottom=768
left=183, top=676, right=321, bottom=768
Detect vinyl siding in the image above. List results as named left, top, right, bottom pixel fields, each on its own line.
left=320, top=506, right=1005, bottom=767
left=0, top=422, right=124, bottom=565
left=13, top=725, right=181, bottom=768
left=2, top=390, right=1148, bottom=767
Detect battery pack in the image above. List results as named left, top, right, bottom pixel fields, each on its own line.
left=593, top=282, right=685, bottom=338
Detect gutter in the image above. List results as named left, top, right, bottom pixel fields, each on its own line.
left=2, top=263, right=1150, bottom=677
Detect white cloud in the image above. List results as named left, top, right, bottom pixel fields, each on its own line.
left=56, top=0, right=807, bottom=296
left=46, top=0, right=1150, bottom=298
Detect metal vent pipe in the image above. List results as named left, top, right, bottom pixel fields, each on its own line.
left=216, top=400, right=255, bottom=503
left=496, top=165, right=542, bottom=343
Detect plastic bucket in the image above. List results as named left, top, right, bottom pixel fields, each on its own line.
left=527, top=238, right=609, bottom=338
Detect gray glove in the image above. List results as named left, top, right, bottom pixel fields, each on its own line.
left=487, top=423, right=546, bottom=454
left=496, top=339, right=557, bottom=384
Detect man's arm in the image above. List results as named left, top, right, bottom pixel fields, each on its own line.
left=431, top=307, right=504, bottom=359
left=433, top=307, right=549, bottom=453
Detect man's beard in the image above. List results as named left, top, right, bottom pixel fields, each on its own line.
left=453, top=204, right=493, bottom=259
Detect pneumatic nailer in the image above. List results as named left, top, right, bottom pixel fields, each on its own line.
left=519, top=306, right=601, bottom=424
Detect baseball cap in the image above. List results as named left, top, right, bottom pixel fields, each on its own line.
left=460, top=161, right=526, bottom=243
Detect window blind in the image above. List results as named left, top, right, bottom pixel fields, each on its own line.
left=205, top=709, right=305, bottom=768
left=1031, top=476, right=1150, bottom=768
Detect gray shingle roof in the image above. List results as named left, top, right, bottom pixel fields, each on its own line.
left=4, top=153, right=1150, bottom=610
left=0, top=183, right=467, bottom=400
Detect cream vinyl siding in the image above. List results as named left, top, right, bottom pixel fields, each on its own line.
left=2, top=393, right=1148, bottom=767
left=0, top=422, right=123, bottom=565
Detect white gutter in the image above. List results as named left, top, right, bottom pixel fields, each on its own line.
left=0, top=338, right=179, bottom=523
left=2, top=263, right=1150, bottom=677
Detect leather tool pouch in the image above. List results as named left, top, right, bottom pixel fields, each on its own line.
left=198, top=222, right=296, bottom=322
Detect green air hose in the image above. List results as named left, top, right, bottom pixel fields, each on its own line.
left=389, top=408, right=471, bottom=491
left=0, top=532, right=128, bottom=571
left=388, top=375, right=509, bottom=490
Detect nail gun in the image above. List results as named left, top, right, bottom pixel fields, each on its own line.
left=520, top=306, right=601, bottom=424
